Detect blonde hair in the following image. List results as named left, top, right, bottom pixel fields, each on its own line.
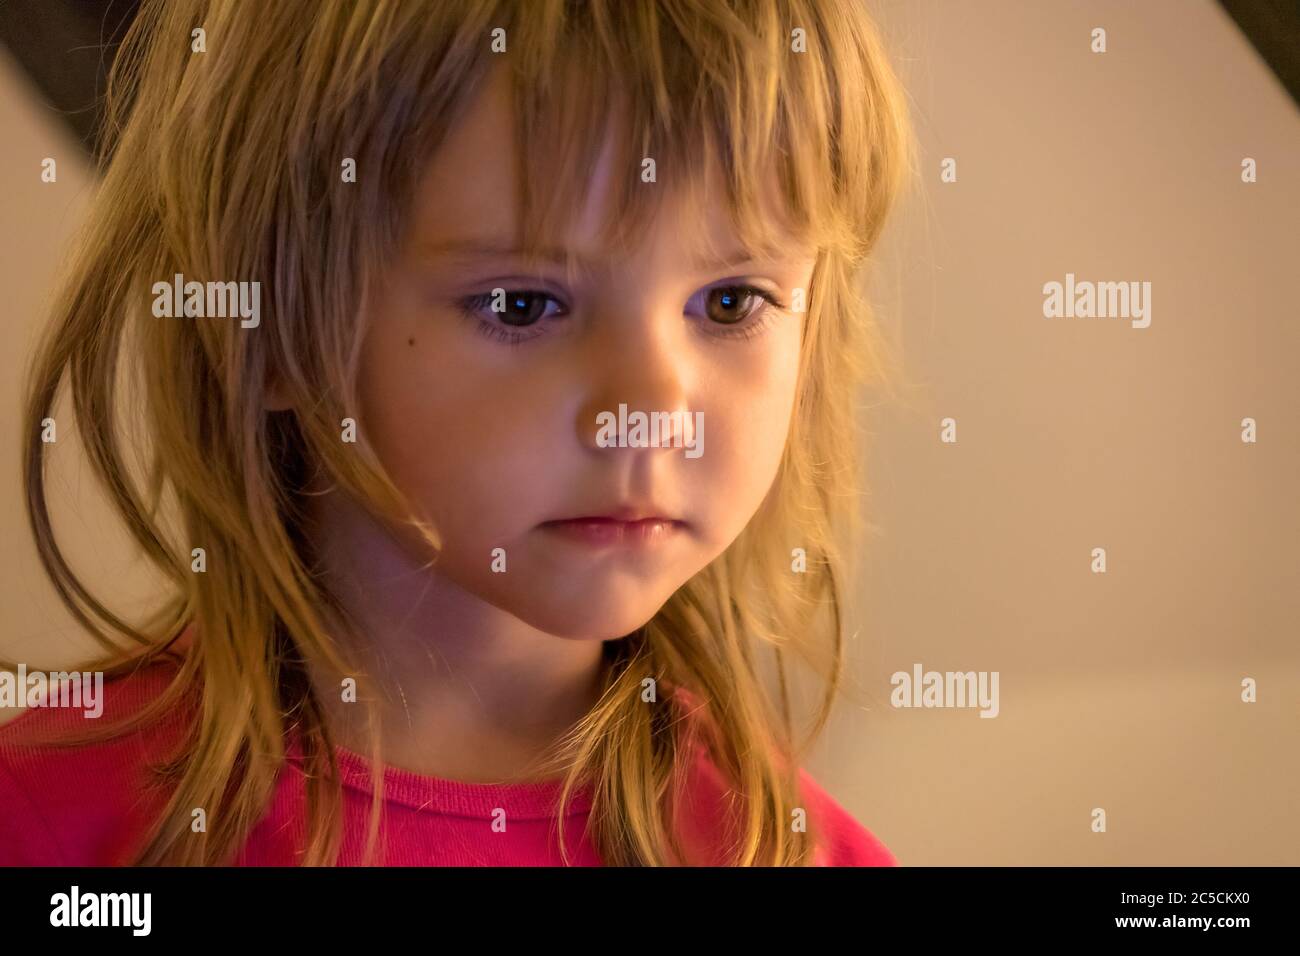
left=16, top=0, right=914, bottom=865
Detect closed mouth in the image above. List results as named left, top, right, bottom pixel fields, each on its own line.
left=537, top=515, right=686, bottom=546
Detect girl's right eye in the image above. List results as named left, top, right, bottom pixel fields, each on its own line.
left=456, top=289, right=569, bottom=345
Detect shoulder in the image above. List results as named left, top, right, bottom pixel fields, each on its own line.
left=0, top=659, right=189, bottom=865
left=796, top=767, right=898, bottom=867
left=669, top=687, right=896, bottom=866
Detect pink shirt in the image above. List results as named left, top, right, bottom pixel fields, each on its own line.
left=0, top=661, right=896, bottom=866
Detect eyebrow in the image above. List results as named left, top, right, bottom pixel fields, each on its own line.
left=415, top=238, right=777, bottom=272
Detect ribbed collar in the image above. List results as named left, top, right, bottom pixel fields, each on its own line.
left=287, top=741, right=595, bottom=820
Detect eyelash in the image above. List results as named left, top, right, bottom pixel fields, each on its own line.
left=455, top=285, right=787, bottom=346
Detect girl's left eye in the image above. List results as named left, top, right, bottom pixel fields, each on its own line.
left=686, top=284, right=786, bottom=338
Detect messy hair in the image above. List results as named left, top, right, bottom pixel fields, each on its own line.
left=16, top=0, right=913, bottom=865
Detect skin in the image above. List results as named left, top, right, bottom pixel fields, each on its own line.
left=298, top=64, right=816, bottom=782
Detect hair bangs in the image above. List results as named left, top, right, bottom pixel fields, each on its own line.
left=497, top=0, right=857, bottom=278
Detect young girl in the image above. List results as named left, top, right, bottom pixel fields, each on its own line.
left=2, top=0, right=912, bottom=866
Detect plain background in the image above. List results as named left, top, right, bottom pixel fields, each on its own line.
left=2, top=0, right=1297, bottom=864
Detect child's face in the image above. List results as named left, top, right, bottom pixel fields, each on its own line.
left=356, top=66, right=816, bottom=640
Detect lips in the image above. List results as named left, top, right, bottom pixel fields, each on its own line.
left=538, top=513, right=685, bottom=547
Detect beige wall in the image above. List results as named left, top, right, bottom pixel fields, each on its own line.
left=2, top=0, right=1297, bottom=864
left=815, top=0, right=1300, bottom=865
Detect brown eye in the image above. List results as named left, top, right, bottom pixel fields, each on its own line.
left=705, top=286, right=758, bottom=325
left=685, top=283, right=785, bottom=339
left=497, top=291, right=553, bottom=326
left=458, top=289, right=567, bottom=330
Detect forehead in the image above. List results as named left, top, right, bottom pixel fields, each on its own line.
left=406, top=63, right=808, bottom=271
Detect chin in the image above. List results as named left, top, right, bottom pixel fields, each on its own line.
left=496, top=587, right=673, bottom=642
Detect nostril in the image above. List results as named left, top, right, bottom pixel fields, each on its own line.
left=590, top=404, right=705, bottom=459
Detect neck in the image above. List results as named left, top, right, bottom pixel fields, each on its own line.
left=301, top=484, right=607, bottom=783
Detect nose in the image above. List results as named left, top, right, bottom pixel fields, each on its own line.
left=576, top=316, right=694, bottom=454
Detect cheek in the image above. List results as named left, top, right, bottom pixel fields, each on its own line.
left=694, top=324, right=802, bottom=542
left=354, top=300, right=562, bottom=547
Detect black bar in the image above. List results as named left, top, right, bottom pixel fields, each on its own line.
left=0, top=866, right=1286, bottom=941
